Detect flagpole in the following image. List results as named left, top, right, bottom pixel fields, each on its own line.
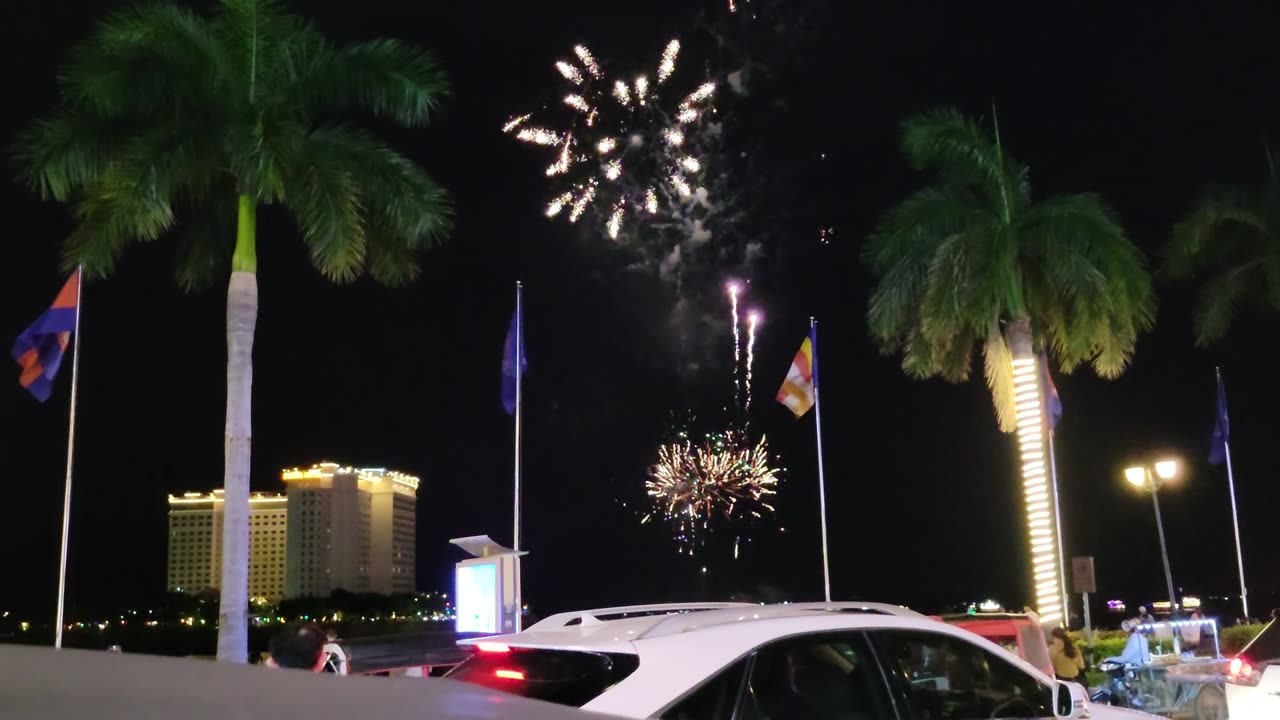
left=1218, top=367, right=1249, bottom=620
left=810, top=317, right=832, bottom=602
left=54, top=267, right=84, bottom=649
left=513, top=281, right=524, bottom=631
left=1048, top=430, right=1070, bottom=625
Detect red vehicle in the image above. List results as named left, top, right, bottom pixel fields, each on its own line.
left=937, top=613, right=1055, bottom=679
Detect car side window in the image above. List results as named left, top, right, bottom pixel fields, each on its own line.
left=873, top=630, right=1054, bottom=719
left=660, top=657, right=749, bottom=720
left=739, top=631, right=894, bottom=720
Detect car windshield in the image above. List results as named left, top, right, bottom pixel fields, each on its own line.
left=446, top=647, right=639, bottom=707
left=1240, top=620, right=1280, bottom=664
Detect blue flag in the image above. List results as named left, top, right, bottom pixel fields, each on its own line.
left=501, top=304, right=526, bottom=415
left=12, top=271, right=80, bottom=402
left=1040, top=352, right=1063, bottom=430
left=1209, top=370, right=1229, bottom=466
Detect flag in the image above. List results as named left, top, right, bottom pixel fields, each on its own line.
left=776, top=332, right=815, bottom=417
left=1040, top=352, right=1063, bottom=431
left=501, top=304, right=526, bottom=415
left=12, top=271, right=79, bottom=402
left=1209, top=370, right=1229, bottom=466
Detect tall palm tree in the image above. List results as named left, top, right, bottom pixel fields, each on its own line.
left=864, top=107, right=1154, bottom=623
left=1164, top=153, right=1280, bottom=345
left=14, top=0, right=452, bottom=662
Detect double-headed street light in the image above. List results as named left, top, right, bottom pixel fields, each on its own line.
left=1125, top=460, right=1179, bottom=611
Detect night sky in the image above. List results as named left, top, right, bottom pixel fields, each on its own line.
left=3, top=1, right=1279, bottom=623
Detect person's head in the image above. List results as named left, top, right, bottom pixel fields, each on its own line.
left=1051, top=627, right=1078, bottom=657
left=1138, top=605, right=1148, bottom=616
left=266, top=622, right=328, bottom=672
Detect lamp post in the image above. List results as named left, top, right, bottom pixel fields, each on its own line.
left=1125, top=460, right=1178, bottom=610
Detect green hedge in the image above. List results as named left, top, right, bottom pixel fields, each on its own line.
left=1065, top=624, right=1265, bottom=663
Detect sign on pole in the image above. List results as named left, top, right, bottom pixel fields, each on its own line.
left=1071, top=556, right=1096, bottom=594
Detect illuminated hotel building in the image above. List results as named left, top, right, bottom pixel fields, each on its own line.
left=166, top=490, right=288, bottom=601
left=282, top=462, right=419, bottom=598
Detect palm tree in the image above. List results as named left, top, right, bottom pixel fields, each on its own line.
left=15, top=0, right=452, bottom=662
left=864, top=107, right=1154, bottom=624
left=1164, top=152, right=1280, bottom=345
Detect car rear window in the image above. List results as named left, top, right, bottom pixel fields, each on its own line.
left=446, top=647, right=639, bottom=707
left=1240, top=620, right=1280, bottom=664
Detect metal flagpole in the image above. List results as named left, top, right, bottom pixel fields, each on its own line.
left=54, top=267, right=84, bottom=649
left=1048, top=431, right=1070, bottom=625
left=513, top=281, right=524, bottom=631
left=1217, top=367, right=1250, bottom=620
left=810, top=317, right=832, bottom=602
left=514, top=281, right=523, bottom=553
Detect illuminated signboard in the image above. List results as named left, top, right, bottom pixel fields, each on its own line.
left=455, top=562, right=498, bottom=634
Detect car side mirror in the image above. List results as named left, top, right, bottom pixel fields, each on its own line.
left=1053, top=681, right=1086, bottom=718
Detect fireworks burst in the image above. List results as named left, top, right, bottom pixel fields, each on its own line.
left=746, top=311, right=759, bottom=414
left=643, top=430, right=780, bottom=555
left=503, top=40, right=718, bottom=239
left=727, top=282, right=741, bottom=401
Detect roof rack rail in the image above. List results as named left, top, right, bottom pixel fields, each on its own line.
left=638, top=601, right=924, bottom=639
left=524, top=602, right=755, bottom=632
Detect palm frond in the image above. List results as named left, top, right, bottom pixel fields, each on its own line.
left=899, top=107, right=1028, bottom=216
left=284, top=39, right=450, bottom=126
left=62, top=3, right=229, bottom=118
left=279, top=129, right=367, bottom=283
left=983, top=317, right=1017, bottom=433
left=1165, top=186, right=1268, bottom=278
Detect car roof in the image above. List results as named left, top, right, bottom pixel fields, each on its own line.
left=461, top=601, right=928, bottom=653
left=0, top=644, right=614, bottom=720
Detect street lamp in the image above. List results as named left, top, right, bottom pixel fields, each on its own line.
left=1124, top=460, right=1179, bottom=611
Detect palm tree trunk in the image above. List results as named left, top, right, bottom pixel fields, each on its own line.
left=216, top=196, right=257, bottom=663
left=1006, top=314, right=1064, bottom=627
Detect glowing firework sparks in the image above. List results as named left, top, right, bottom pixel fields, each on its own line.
left=608, top=205, right=623, bottom=239
left=634, top=75, right=649, bottom=102
left=546, top=192, right=573, bottom=217
left=502, top=114, right=531, bottom=133
left=556, top=61, right=584, bottom=85
left=643, top=431, right=780, bottom=554
left=573, top=45, right=603, bottom=79
left=505, top=40, right=719, bottom=237
left=658, top=40, right=680, bottom=83
left=727, top=283, right=741, bottom=402
left=746, top=311, right=760, bottom=414
left=514, top=127, right=560, bottom=146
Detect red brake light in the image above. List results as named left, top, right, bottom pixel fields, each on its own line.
left=475, top=642, right=511, bottom=654
left=1229, top=657, right=1260, bottom=687
left=494, top=669, right=525, bottom=680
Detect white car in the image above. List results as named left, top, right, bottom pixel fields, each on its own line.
left=448, top=601, right=1157, bottom=719
left=1226, top=615, right=1280, bottom=719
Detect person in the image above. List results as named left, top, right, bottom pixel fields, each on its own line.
left=1136, top=606, right=1153, bottom=625
left=1049, top=627, right=1085, bottom=682
left=1106, top=619, right=1151, bottom=667
left=1180, top=610, right=1202, bottom=651
left=265, top=622, right=329, bottom=672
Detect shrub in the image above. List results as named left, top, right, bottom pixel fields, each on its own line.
left=1221, top=624, right=1266, bottom=655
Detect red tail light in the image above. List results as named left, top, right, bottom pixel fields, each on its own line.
left=494, top=669, right=525, bottom=680
left=475, top=642, right=511, bottom=654
left=1228, top=656, right=1261, bottom=687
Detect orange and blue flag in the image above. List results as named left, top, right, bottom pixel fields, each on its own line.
left=1039, top=352, right=1062, bottom=430
left=12, top=271, right=79, bottom=402
left=776, top=330, right=816, bottom=417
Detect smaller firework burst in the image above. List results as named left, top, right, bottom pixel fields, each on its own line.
left=643, top=430, right=780, bottom=554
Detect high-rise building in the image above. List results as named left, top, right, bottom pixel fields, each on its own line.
left=281, top=462, right=419, bottom=598
left=166, top=490, right=288, bottom=601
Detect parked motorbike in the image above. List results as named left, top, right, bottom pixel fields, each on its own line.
left=1090, top=661, right=1161, bottom=712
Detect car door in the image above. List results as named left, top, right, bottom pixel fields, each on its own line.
left=869, top=628, right=1059, bottom=720
left=658, top=630, right=897, bottom=720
